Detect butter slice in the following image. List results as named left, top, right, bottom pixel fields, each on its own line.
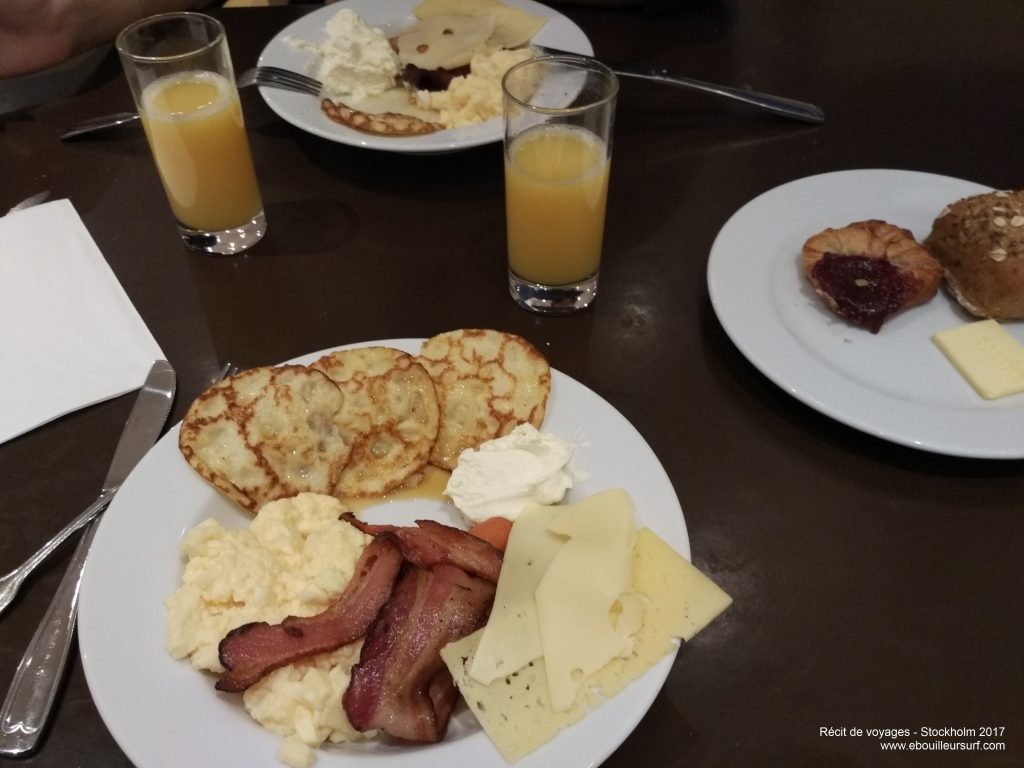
left=933, top=319, right=1024, bottom=399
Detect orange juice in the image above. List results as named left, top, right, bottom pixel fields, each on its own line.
left=505, top=124, right=610, bottom=286
left=140, top=71, right=262, bottom=231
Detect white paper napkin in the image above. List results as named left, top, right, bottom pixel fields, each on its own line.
left=0, top=199, right=165, bottom=444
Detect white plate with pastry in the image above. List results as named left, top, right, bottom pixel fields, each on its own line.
left=256, top=0, right=592, bottom=153
left=707, top=168, right=1024, bottom=459
left=78, top=339, right=691, bottom=768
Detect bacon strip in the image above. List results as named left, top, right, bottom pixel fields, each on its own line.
left=343, top=564, right=495, bottom=742
left=342, top=513, right=502, bottom=583
left=215, top=537, right=403, bottom=692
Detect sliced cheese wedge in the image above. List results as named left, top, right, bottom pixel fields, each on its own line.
left=413, top=0, right=547, bottom=50
left=441, top=523, right=732, bottom=762
left=469, top=505, right=564, bottom=684
left=589, top=526, right=732, bottom=699
left=442, top=632, right=587, bottom=764
left=397, top=14, right=495, bottom=71
left=535, top=489, right=635, bottom=711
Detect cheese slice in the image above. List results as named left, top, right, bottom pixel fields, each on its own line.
left=469, top=505, right=564, bottom=684
left=933, top=319, right=1024, bottom=399
left=442, top=631, right=591, bottom=764
left=634, top=526, right=732, bottom=642
left=396, top=14, right=495, bottom=70
left=482, top=4, right=546, bottom=48
left=611, top=592, right=645, bottom=655
left=589, top=527, right=732, bottom=699
left=413, top=0, right=547, bottom=49
left=535, top=489, right=635, bottom=711
left=414, top=0, right=500, bottom=17
left=440, top=523, right=732, bottom=762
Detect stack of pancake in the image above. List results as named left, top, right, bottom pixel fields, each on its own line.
left=179, top=329, right=551, bottom=513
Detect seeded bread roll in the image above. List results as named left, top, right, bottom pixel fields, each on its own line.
left=924, top=190, right=1024, bottom=320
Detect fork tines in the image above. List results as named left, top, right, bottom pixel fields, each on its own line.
left=254, top=66, right=322, bottom=96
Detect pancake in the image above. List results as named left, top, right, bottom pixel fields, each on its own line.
left=311, top=347, right=441, bottom=497
left=321, top=98, right=444, bottom=136
left=416, top=329, right=550, bottom=469
left=178, top=365, right=351, bottom=513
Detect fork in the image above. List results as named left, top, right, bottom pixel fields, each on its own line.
left=0, top=494, right=116, bottom=619
left=245, top=66, right=322, bottom=96
left=213, top=361, right=240, bottom=382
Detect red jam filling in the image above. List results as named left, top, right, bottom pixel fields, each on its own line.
left=810, top=253, right=915, bottom=333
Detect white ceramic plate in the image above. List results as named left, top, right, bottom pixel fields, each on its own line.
left=255, top=0, right=592, bottom=153
left=706, top=168, right=1024, bottom=459
left=79, top=339, right=689, bottom=768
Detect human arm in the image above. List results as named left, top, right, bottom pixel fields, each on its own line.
left=0, top=0, right=212, bottom=78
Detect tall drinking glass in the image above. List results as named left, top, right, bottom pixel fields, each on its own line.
left=116, top=13, right=266, bottom=255
left=502, top=56, right=618, bottom=314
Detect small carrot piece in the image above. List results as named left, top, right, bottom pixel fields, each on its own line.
left=469, top=516, right=514, bottom=552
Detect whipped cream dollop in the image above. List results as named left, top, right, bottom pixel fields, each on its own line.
left=289, top=8, right=399, bottom=101
left=446, top=424, right=576, bottom=524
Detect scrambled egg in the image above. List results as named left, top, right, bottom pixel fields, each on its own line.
left=246, top=644, right=369, bottom=768
left=165, top=493, right=372, bottom=767
left=414, top=47, right=534, bottom=128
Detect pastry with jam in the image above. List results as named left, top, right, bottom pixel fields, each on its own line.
left=802, top=219, right=942, bottom=333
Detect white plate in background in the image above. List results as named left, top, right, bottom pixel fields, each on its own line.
left=706, top=168, right=1024, bottom=459
left=256, top=0, right=592, bottom=153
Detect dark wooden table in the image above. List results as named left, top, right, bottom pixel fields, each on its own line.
left=2, top=2, right=1022, bottom=766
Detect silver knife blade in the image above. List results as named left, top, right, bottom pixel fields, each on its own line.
left=59, top=112, right=141, bottom=141
left=0, top=359, right=176, bottom=757
left=532, top=44, right=825, bottom=124
left=101, top=359, right=176, bottom=492
left=4, top=191, right=51, bottom=216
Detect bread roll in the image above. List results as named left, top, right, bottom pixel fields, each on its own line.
left=924, top=190, right=1024, bottom=320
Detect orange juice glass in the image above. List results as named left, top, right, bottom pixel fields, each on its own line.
left=503, top=57, right=618, bottom=314
left=117, top=13, right=265, bottom=255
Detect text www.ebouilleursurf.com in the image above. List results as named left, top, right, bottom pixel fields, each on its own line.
left=820, top=726, right=1007, bottom=753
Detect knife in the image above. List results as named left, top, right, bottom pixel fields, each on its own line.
left=533, top=44, right=824, bottom=124
left=60, top=68, right=262, bottom=140
left=0, top=359, right=176, bottom=757
left=4, top=191, right=51, bottom=216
